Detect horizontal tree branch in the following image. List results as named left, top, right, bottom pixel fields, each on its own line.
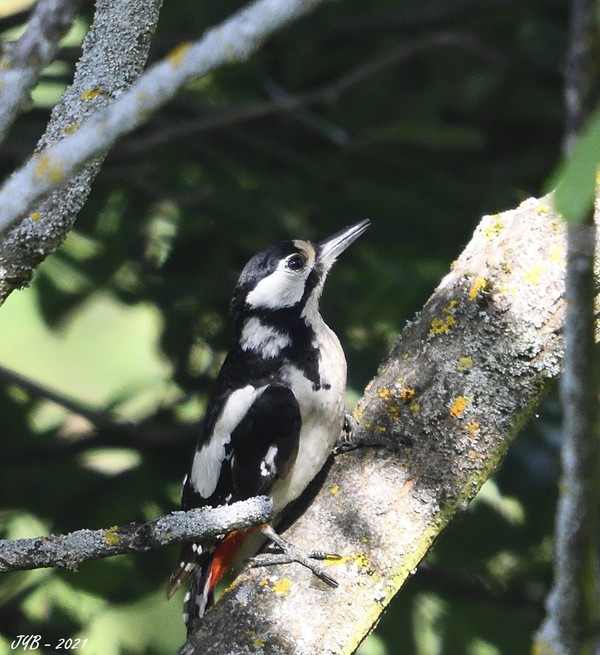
left=0, top=497, right=272, bottom=572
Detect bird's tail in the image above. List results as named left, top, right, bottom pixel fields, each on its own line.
left=183, top=564, right=214, bottom=636
left=166, top=541, right=203, bottom=600
left=168, top=528, right=258, bottom=635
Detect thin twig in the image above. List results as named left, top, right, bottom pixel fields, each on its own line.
left=418, top=564, right=544, bottom=616
left=121, top=32, right=514, bottom=154
left=0, top=363, right=117, bottom=428
left=0, top=364, right=199, bottom=465
left=321, top=0, right=519, bottom=42
left=0, top=497, right=272, bottom=572
left=1, top=420, right=199, bottom=468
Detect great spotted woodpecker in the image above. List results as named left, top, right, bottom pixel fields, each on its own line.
left=166, top=219, right=370, bottom=634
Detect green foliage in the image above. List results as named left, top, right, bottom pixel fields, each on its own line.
left=552, top=105, right=600, bottom=223
left=0, top=0, right=567, bottom=653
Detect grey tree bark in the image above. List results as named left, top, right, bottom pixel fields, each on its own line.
left=0, top=0, right=330, bottom=302
left=0, top=0, right=164, bottom=302
left=0, top=498, right=271, bottom=573
left=0, top=0, right=81, bottom=141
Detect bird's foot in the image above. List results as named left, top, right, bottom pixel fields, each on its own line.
left=334, top=411, right=401, bottom=453
left=245, top=524, right=340, bottom=588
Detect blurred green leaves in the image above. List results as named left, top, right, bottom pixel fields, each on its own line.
left=551, top=105, right=600, bottom=223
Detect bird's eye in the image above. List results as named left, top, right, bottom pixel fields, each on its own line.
left=286, top=253, right=306, bottom=272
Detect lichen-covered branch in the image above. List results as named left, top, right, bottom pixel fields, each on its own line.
left=0, top=0, right=80, bottom=143
left=0, top=0, right=164, bottom=303
left=180, top=196, right=570, bottom=655
left=0, top=497, right=272, bottom=572
left=0, top=0, right=329, bottom=304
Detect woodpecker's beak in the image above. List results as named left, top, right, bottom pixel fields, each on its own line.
left=317, top=219, right=370, bottom=269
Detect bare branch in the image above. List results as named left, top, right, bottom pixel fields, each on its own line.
left=0, top=0, right=329, bottom=243
left=563, top=0, right=600, bottom=151
left=535, top=217, right=600, bottom=654
left=0, top=0, right=164, bottom=303
left=0, top=0, right=81, bottom=142
left=0, top=497, right=272, bottom=572
left=322, top=0, right=519, bottom=43
left=0, top=363, right=118, bottom=428
left=1, top=419, right=199, bottom=468
left=122, top=32, right=514, bottom=154
left=0, top=363, right=201, bottom=467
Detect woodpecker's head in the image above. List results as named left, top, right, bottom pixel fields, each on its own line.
left=230, top=220, right=370, bottom=324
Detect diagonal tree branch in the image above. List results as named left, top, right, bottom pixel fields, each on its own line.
left=322, top=0, right=519, bottom=43
left=0, top=0, right=81, bottom=142
left=0, top=362, right=201, bottom=467
left=0, top=363, right=120, bottom=429
left=0, top=497, right=272, bottom=572
left=0, top=0, right=329, bottom=251
left=180, top=194, right=572, bottom=654
left=0, top=0, right=164, bottom=304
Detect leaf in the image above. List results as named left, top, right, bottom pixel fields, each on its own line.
left=551, top=106, right=600, bottom=224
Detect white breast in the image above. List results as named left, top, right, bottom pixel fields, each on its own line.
left=240, top=317, right=291, bottom=358
left=270, top=320, right=346, bottom=514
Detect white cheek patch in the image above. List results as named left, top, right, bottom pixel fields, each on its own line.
left=191, top=385, right=264, bottom=498
left=246, top=261, right=308, bottom=310
left=240, top=317, right=291, bottom=357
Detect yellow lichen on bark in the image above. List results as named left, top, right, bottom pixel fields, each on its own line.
left=450, top=396, right=471, bottom=418
left=33, top=153, right=64, bottom=184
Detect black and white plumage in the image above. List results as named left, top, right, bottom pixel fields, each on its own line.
left=166, top=220, right=370, bottom=634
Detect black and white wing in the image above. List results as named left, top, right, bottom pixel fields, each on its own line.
left=166, top=383, right=301, bottom=600
left=230, top=384, right=301, bottom=497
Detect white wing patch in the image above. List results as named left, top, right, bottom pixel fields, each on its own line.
left=190, top=385, right=265, bottom=498
left=260, top=444, right=279, bottom=478
left=240, top=317, right=291, bottom=358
